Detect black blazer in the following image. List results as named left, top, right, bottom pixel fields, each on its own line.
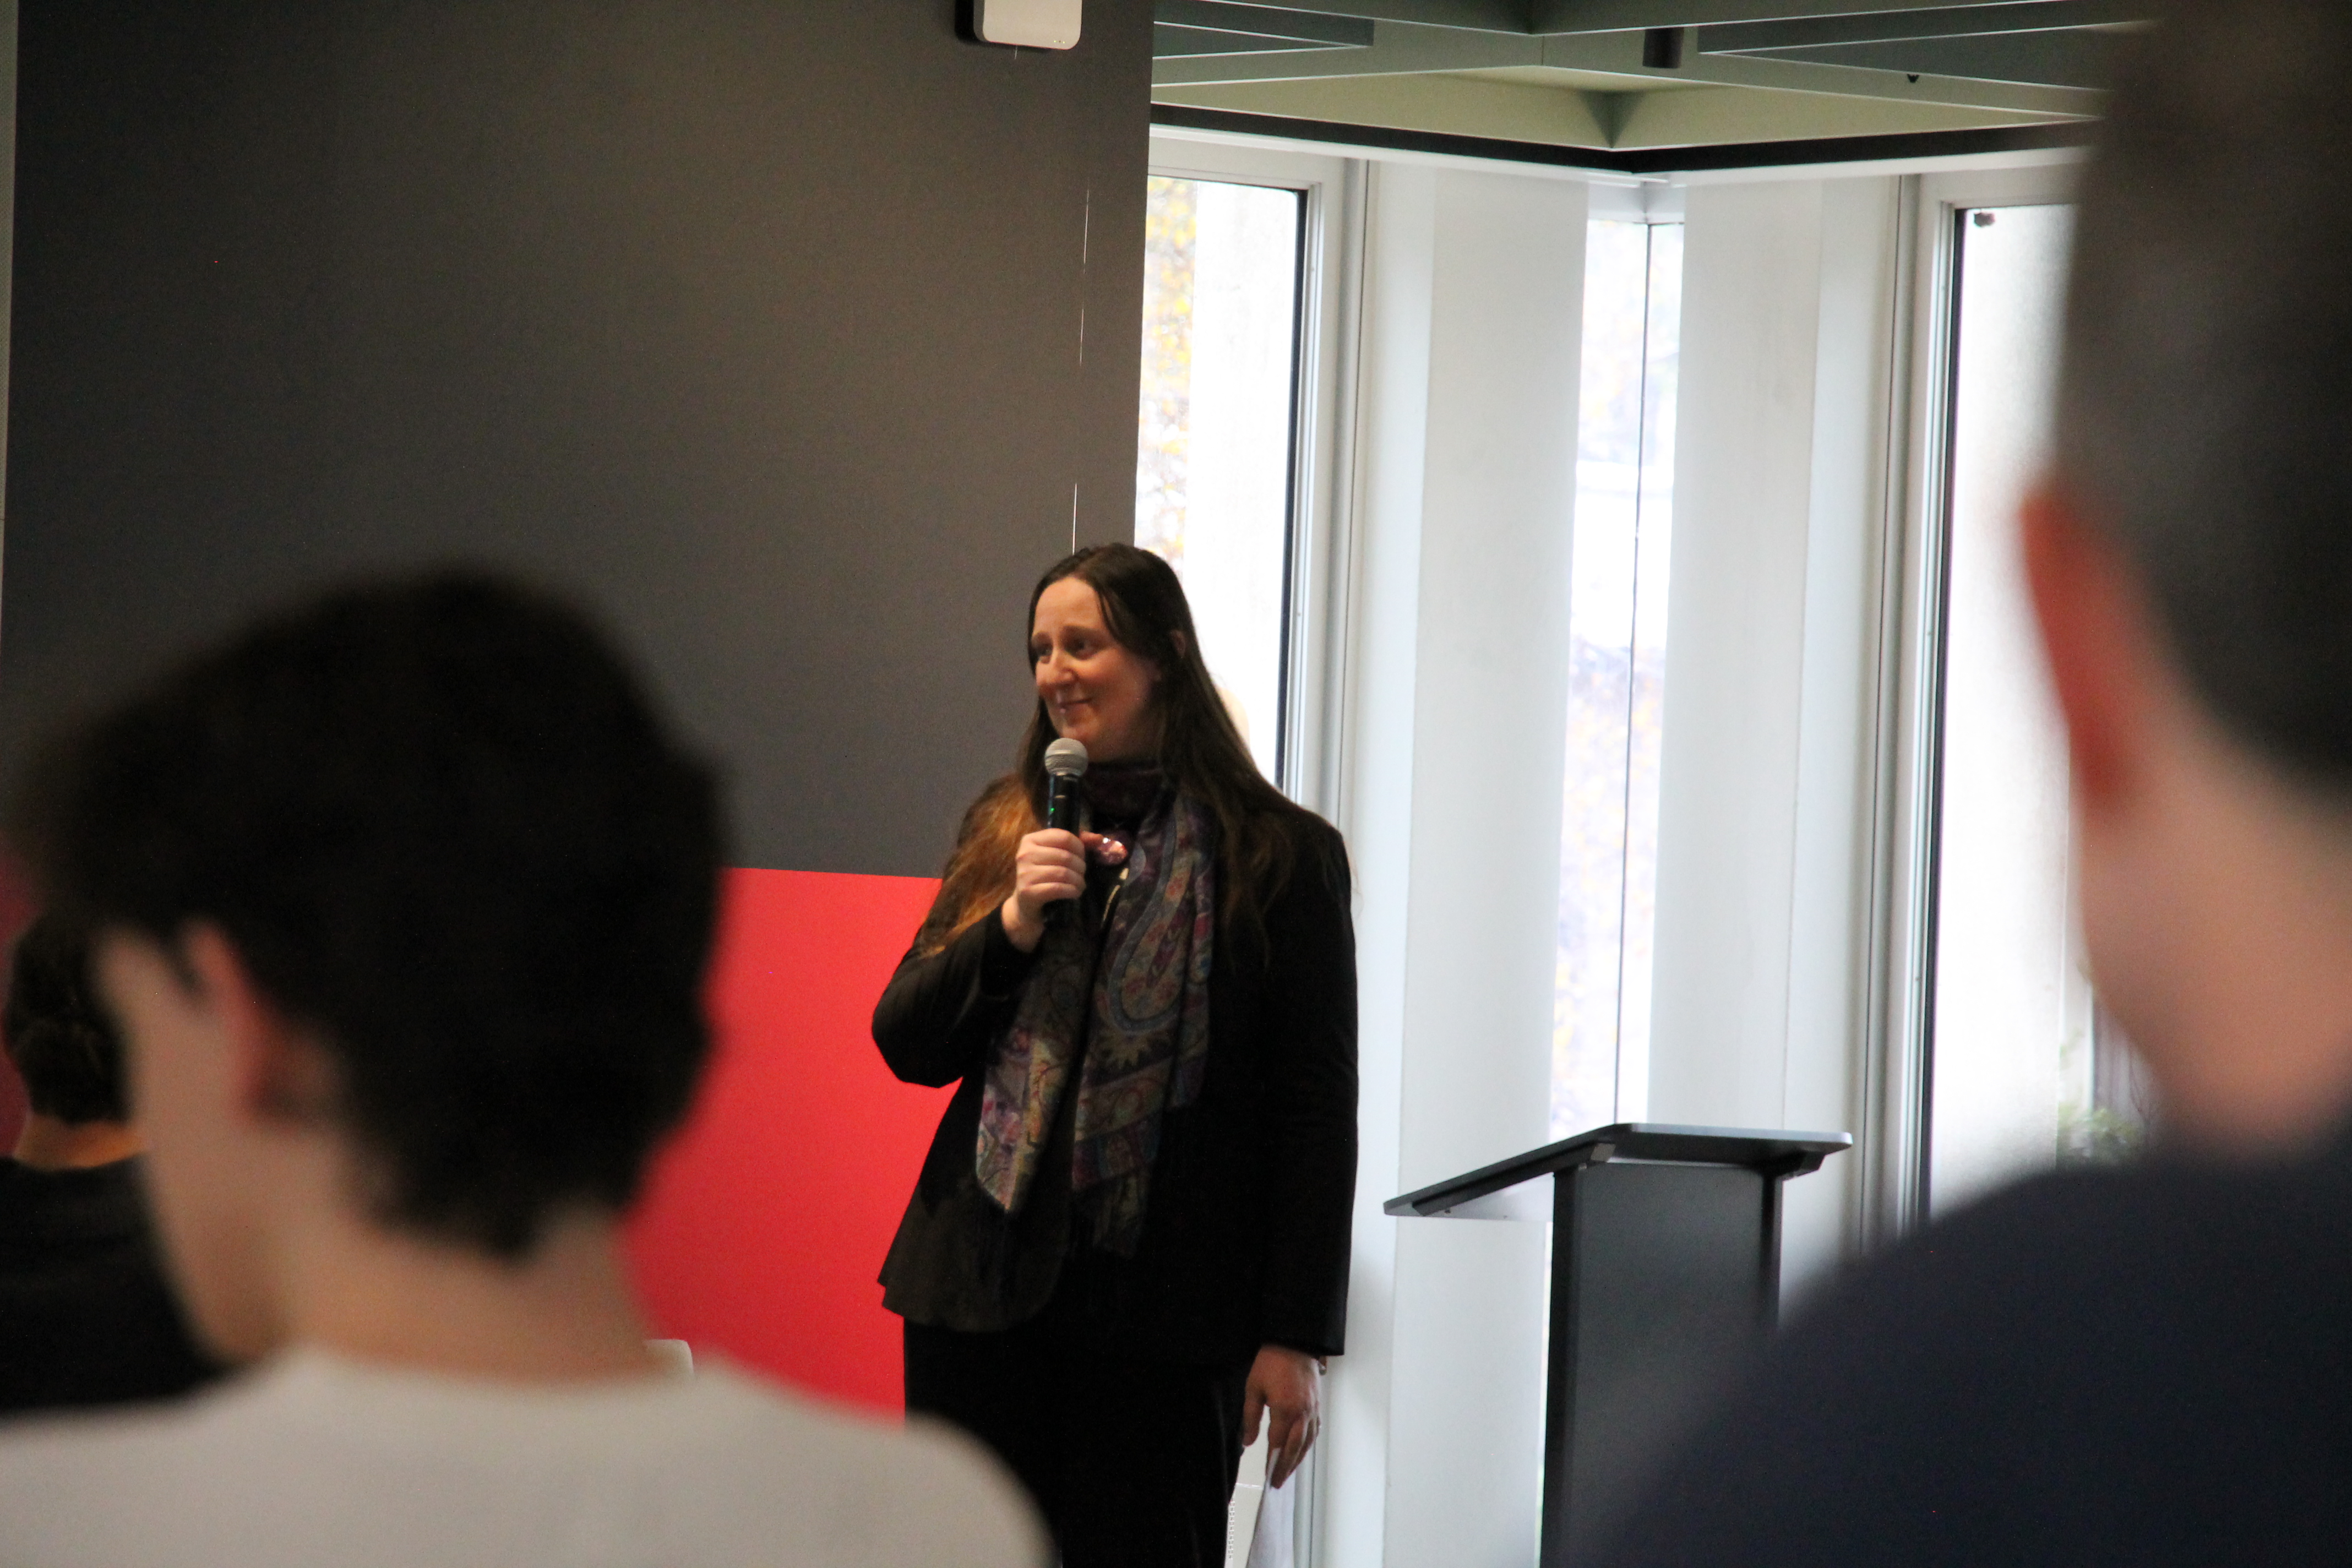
left=0, top=1156, right=219, bottom=1415
left=872, top=805, right=1357, bottom=1365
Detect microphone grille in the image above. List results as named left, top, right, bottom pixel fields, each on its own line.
left=1043, top=738, right=1090, bottom=778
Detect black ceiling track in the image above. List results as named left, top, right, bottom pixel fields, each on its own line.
left=1150, top=103, right=2094, bottom=174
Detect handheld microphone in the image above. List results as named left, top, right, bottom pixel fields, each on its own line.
left=1042, top=739, right=1088, bottom=929
left=1043, top=737, right=1088, bottom=832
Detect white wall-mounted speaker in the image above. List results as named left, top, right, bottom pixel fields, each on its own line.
left=970, top=0, right=1082, bottom=50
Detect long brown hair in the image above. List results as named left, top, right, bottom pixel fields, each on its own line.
left=921, top=544, right=1304, bottom=954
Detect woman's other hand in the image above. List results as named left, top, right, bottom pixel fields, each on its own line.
left=1000, top=829, right=1087, bottom=952
left=1240, top=1344, right=1322, bottom=1489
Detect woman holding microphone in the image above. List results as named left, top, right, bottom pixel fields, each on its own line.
left=873, top=544, right=1357, bottom=1568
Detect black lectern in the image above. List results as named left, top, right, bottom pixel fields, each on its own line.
left=1386, top=1123, right=1850, bottom=1566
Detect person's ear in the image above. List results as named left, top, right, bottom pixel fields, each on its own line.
left=1169, top=629, right=1189, bottom=663
left=177, top=925, right=337, bottom=1126
left=2019, top=483, right=2157, bottom=814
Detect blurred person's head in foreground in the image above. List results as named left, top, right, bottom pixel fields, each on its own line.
left=2028, top=0, right=2352, bottom=1155
left=4, top=916, right=142, bottom=1171
left=1577, top=14, right=2352, bottom=1564
left=7, top=571, right=722, bottom=1368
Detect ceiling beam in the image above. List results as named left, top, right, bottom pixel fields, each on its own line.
left=1156, top=26, right=1359, bottom=54
left=1530, top=0, right=2109, bottom=30
left=1153, top=20, right=1543, bottom=84
left=1552, top=27, right=2101, bottom=108
left=1156, top=0, right=1379, bottom=46
left=1189, top=0, right=1535, bottom=30
left=1698, top=0, right=2142, bottom=49
left=1728, top=31, right=2113, bottom=88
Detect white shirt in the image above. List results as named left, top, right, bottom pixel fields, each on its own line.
left=0, top=1348, right=1044, bottom=1567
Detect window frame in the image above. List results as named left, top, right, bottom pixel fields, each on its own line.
left=1873, top=159, right=2085, bottom=1241
left=1554, top=209, right=1685, bottom=1139
left=1141, top=130, right=1363, bottom=1568
left=1144, top=131, right=1360, bottom=816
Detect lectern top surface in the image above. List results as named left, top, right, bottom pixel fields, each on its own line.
left=1382, top=1121, right=1853, bottom=1218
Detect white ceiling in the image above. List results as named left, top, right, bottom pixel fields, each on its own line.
left=1151, top=1, right=2133, bottom=150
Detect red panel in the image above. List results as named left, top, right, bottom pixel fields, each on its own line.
left=0, top=1050, right=24, bottom=1153
left=0, top=863, right=945, bottom=1406
left=624, top=867, right=949, bottom=1413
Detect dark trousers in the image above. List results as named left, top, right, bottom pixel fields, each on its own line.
left=905, top=1313, right=1253, bottom=1568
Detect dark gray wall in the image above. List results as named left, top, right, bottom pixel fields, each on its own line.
left=1, top=0, right=1150, bottom=875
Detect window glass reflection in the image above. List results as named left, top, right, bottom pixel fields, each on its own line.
left=1554, top=219, right=1682, bottom=1139
left=1135, top=175, right=1304, bottom=782
left=1929, top=203, right=2146, bottom=1215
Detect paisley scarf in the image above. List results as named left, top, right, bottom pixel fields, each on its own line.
left=973, top=780, right=1215, bottom=1256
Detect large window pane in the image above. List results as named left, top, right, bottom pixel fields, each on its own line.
left=1927, top=203, right=2132, bottom=1215
left=1554, top=219, right=1683, bottom=1139
left=1136, top=175, right=1304, bottom=781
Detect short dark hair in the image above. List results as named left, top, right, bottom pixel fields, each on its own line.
left=10, top=572, right=723, bottom=1257
left=3, top=916, right=127, bottom=1126
left=2057, top=0, right=2352, bottom=786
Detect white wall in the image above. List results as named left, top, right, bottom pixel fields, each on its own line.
left=1645, top=175, right=1904, bottom=1303
left=1327, top=159, right=1587, bottom=1568
left=1314, top=156, right=2043, bottom=1566
left=1320, top=157, right=1434, bottom=1568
